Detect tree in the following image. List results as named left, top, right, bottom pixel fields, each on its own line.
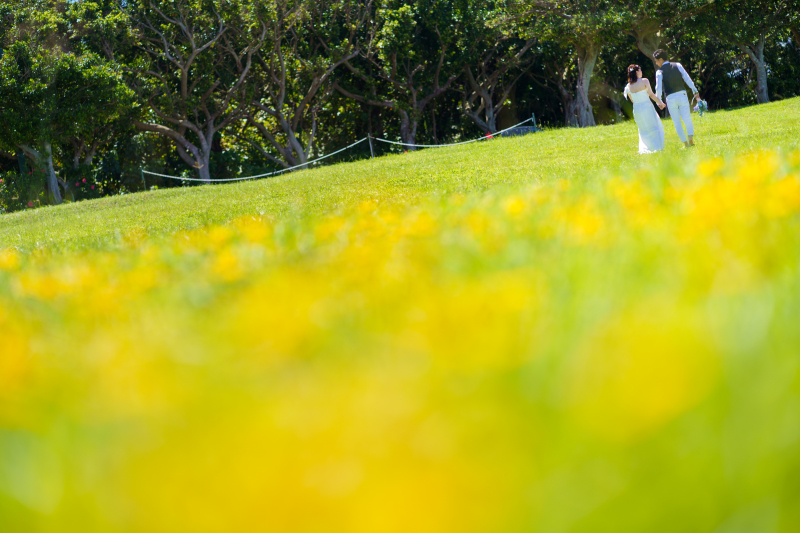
left=122, top=0, right=267, bottom=182
left=333, top=0, right=467, bottom=147
left=0, top=46, right=135, bottom=204
left=621, top=0, right=719, bottom=66
left=460, top=1, right=536, bottom=133
left=67, top=0, right=134, bottom=63
left=503, top=0, right=735, bottom=126
left=503, top=1, right=627, bottom=127
left=703, top=0, right=800, bottom=104
left=241, top=0, right=371, bottom=169
left=0, top=0, right=133, bottom=204
left=525, top=41, right=581, bottom=126
left=0, top=3, right=14, bottom=171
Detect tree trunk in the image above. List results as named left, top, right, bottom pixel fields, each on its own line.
left=465, top=111, right=491, bottom=134
left=742, top=36, right=769, bottom=104
left=431, top=103, right=438, bottom=144
left=564, top=99, right=578, bottom=127
left=286, top=133, right=309, bottom=170
left=475, top=87, right=498, bottom=133
left=634, top=22, right=664, bottom=66
left=463, top=68, right=498, bottom=134
left=196, top=138, right=214, bottom=183
left=754, top=60, right=769, bottom=104
left=136, top=121, right=216, bottom=184
left=399, top=111, right=418, bottom=150
left=485, top=106, right=497, bottom=133
left=84, top=143, right=98, bottom=167
left=790, top=27, right=800, bottom=50
left=43, top=142, right=63, bottom=205
left=465, top=110, right=497, bottom=134
left=575, top=44, right=600, bottom=127
left=553, top=74, right=576, bottom=127
left=198, top=132, right=214, bottom=184
left=197, top=161, right=212, bottom=183
left=177, top=143, right=212, bottom=184
left=548, top=62, right=577, bottom=127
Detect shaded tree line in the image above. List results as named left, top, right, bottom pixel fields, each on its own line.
left=1, top=0, right=799, bottom=210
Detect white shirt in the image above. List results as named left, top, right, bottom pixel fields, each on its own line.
left=655, top=62, right=698, bottom=99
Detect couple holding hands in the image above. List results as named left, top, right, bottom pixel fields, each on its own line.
left=623, top=49, right=701, bottom=154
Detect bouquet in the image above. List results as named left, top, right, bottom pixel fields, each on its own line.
left=693, top=98, right=708, bottom=117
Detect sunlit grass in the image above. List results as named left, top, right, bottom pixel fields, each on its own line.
left=1, top=98, right=798, bottom=253
left=1, top=100, right=800, bottom=532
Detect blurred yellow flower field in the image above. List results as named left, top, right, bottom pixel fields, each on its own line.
left=2, top=150, right=800, bottom=532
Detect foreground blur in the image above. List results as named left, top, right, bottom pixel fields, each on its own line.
left=1, top=151, right=800, bottom=532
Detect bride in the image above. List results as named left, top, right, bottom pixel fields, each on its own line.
left=623, top=64, right=666, bottom=154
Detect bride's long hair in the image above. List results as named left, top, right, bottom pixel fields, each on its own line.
left=627, top=64, right=641, bottom=84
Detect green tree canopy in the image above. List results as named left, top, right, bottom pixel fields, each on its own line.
left=0, top=2, right=133, bottom=204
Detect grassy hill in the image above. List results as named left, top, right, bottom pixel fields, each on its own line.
left=2, top=97, right=798, bottom=252
left=1, top=99, right=800, bottom=533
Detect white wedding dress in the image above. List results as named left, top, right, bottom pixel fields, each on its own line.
left=624, top=85, right=665, bottom=154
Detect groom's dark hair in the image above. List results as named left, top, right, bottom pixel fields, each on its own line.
left=653, top=49, right=669, bottom=60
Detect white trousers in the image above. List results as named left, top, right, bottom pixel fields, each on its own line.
left=666, top=91, right=694, bottom=143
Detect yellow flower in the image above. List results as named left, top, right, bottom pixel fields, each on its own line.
left=408, top=270, right=540, bottom=371
left=207, top=226, right=233, bottom=248
left=357, top=200, right=377, bottom=213
left=0, top=248, right=20, bottom=270
left=465, top=210, right=490, bottom=237
left=403, top=211, right=437, bottom=237
left=232, top=215, right=272, bottom=243
left=14, top=271, right=61, bottom=300
left=763, top=174, right=800, bottom=218
left=315, top=216, right=347, bottom=242
left=0, top=329, right=30, bottom=394
left=697, top=157, right=724, bottom=178
left=210, top=247, right=242, bottom=281
left=556, top=197, right=605, bottom=244
left=449, top=193, right=466, bottom=206
left=566, top=306, right=719, bottom=442
left=503, top=196, right=526, bottom=216
left=606, top=178, right=657, bottom=227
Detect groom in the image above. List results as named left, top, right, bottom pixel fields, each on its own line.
left=654, top=50, right=700, bottom=148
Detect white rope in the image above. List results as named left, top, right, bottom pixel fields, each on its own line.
left=143, top=137, right=369, bottom=182
left=142, top=118, right=539, bottom=183
left=141, top=170, right=229, bottom=182
left=374, top=117, right=534, bottom=148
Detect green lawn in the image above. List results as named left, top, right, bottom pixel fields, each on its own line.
left=2, top=99, right=800, bottom=533
left=3, top=98, right=798, bottom=252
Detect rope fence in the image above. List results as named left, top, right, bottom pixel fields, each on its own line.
left=142, top=137, right=369, bottom=183
left=374, top=117, right=534, bottom=148
left=141, top=116, right=539, bottom=186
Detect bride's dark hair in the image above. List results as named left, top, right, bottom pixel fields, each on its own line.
left=627, top=64, right=641, bottom=84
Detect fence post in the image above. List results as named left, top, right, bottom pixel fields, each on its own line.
left=532, top=113, right=538, bottom=130
left=368, top=135, right=374, bottom=159
left=141, top=168, right=146, bottom=191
